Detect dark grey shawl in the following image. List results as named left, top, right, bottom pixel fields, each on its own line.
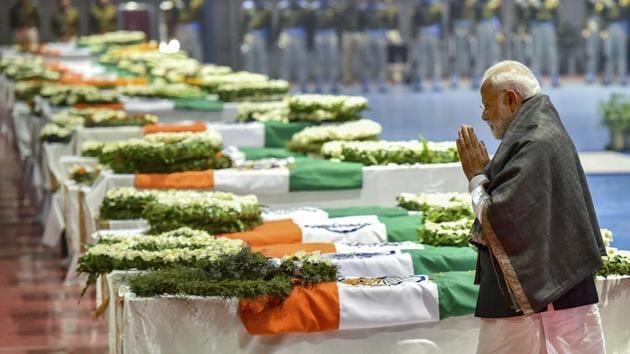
left=476, top=94, right=606, bottom=315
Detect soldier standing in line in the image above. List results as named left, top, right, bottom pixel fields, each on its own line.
left=512, top=0, right=533, bottom=66
left=340, top=0, right=363, bottom=85
left=51, top=0, right=80, bottom=42
left=277, top=0, right=313, bottom=92
left=382, top=0, right=402, bottom=83
left=9, top=0, right=40, bottom=50
left=90, top=0, right=117, bottom=34
left=411, top=0, right=444, bottom=92
left=449, top=0, right=476, bottom=88
left=313, top=0, right=341, bottom=93
left=602, top=0, right=630, bottom=85
left=584, top=0, right=605, bottom=84
left=241, top=0, right=272, bottom=76
left=528, top=0, right=561, bottom=87
left=174, top=0, right=205, bottom=61
left=472, top=0, right=502, bottom=88
left=359, top=0, right=389, bottom=92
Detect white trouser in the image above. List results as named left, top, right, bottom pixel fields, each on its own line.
left=477, top=304, right=605, bottom=354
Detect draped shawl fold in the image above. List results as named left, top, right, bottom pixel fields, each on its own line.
left=475, top=94, right=606, bottom=315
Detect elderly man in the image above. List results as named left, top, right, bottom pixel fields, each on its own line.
left=456, top=61, right=606, bottom=353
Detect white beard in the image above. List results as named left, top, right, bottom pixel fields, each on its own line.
left=493, top=104, right=513, bottom=139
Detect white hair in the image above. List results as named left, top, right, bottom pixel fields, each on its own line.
left=481, top=61, right=541, bottom=99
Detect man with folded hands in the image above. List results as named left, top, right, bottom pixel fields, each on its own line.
left=456, top=60, right=606, bottom=353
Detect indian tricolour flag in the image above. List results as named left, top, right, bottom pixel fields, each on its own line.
left=239, top=276, right=440, bottom=335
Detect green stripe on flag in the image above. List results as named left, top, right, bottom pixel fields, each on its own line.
left=379, top=215, right=424, bottom=242
left=431, top=271, right=479, bottom=319
left=288, top=158, right=363, bottom=191
left=239, top=147, right=304, bottom=161
left=324, top=206, right=410, bottom=219
left=172, top=98, right=223, bottom=111
left=264, top=121, right=315, bottom=148
left=99, top=63, right=137, bottom=77
left=403, top=246, right=477, bottom=274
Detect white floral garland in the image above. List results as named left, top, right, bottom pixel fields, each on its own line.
left=88, top=230, right=246, bottom=263
left=398, top=192, right=471, bottom=210
left=290, top=119, right=382, bottom=146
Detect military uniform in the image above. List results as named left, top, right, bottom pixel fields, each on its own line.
left=52, top=4, right=80, bottom=41
left=9, top=1, right=39, bottom=49
left=90, top=2, right=117, bottom=34
left=241, top=2, right=272, bottom=76
left=585, top=0, right=604, bottom=83
left=359, top=1, right=390, bottom=92
left=449, top=0, right=476, bottom=87
left=314, top=1, right=341, bottom=92
left=340, top=1, right=363, bottom=85
left=411, top=0, right=444, bottom=91
left=529, top=0, right=560, bottom=86
left=473, top=0, right=502, bottom=87
left=175, top=0, right=204, bottom=61
left=278, top=1, right=313, bottom=91
left=602, top=0, right=630, bottom=84
left=512, top=0, right=533, bottom=66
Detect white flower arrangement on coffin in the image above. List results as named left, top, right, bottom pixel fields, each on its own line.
left=286, top=94, right=369, bottom=122
left=288, top=119, right=382, bottom=153
left=397, top=192, right=474, bottom=225
left=321, top=140, right=459, bottom=166
left=419, top=219, right=474, bottom=247
left=236, top=101, right=289, bottom=122
left=78, top=228, right=248, bottom=277
left=90, top=131, right=229, bottom=174
left=99, top=188, right=263, bottom=234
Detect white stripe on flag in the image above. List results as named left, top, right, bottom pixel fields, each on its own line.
left=206, top=122, right=264, bottom=148
left=301, top=222, right=387, bottom=244
left=334, top=241, right=424, bottom=254
left=122, top=98, right=176, bottom=113
left=338, top=279, right=439, bottom=330
left=332, top=253, right=415, bottom=278
left=262, top=207, right=329, bottom=223
left=213, top=168, right=289, bottom=194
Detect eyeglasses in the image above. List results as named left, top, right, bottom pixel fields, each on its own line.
left=479, top=90, right=506, bottom=112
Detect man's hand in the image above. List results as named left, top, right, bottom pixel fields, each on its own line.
left=456, top=125, right=490, bottom=181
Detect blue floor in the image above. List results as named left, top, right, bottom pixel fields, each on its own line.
left=331, top=82, right=629, bottom=152
left=331, top=83, right=630, bottom=249
left=587, top=174, right=630, bottom=250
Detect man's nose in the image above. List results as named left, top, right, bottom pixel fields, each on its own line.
left=481, top=111, right=488, bottom=122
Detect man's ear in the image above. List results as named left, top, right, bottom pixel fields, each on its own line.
left=506, top=90, right=519, bottom=112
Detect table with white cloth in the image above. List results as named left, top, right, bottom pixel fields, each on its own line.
left=82, top=163, right=468, bottom=238
left=100, top=272, right=630, bottom=354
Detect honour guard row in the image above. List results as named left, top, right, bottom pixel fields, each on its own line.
left=9, top=0, right=630, bottom=91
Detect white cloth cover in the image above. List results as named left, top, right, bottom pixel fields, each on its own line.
left=11, top=102, right=32, bottom=159
left=62, top=183, right=82, bottom=253
left=43, top=142, right=74, bottom=187
left=41, top=192, right=64, bottom=247
left=113, top=276, right=630, bottom=354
